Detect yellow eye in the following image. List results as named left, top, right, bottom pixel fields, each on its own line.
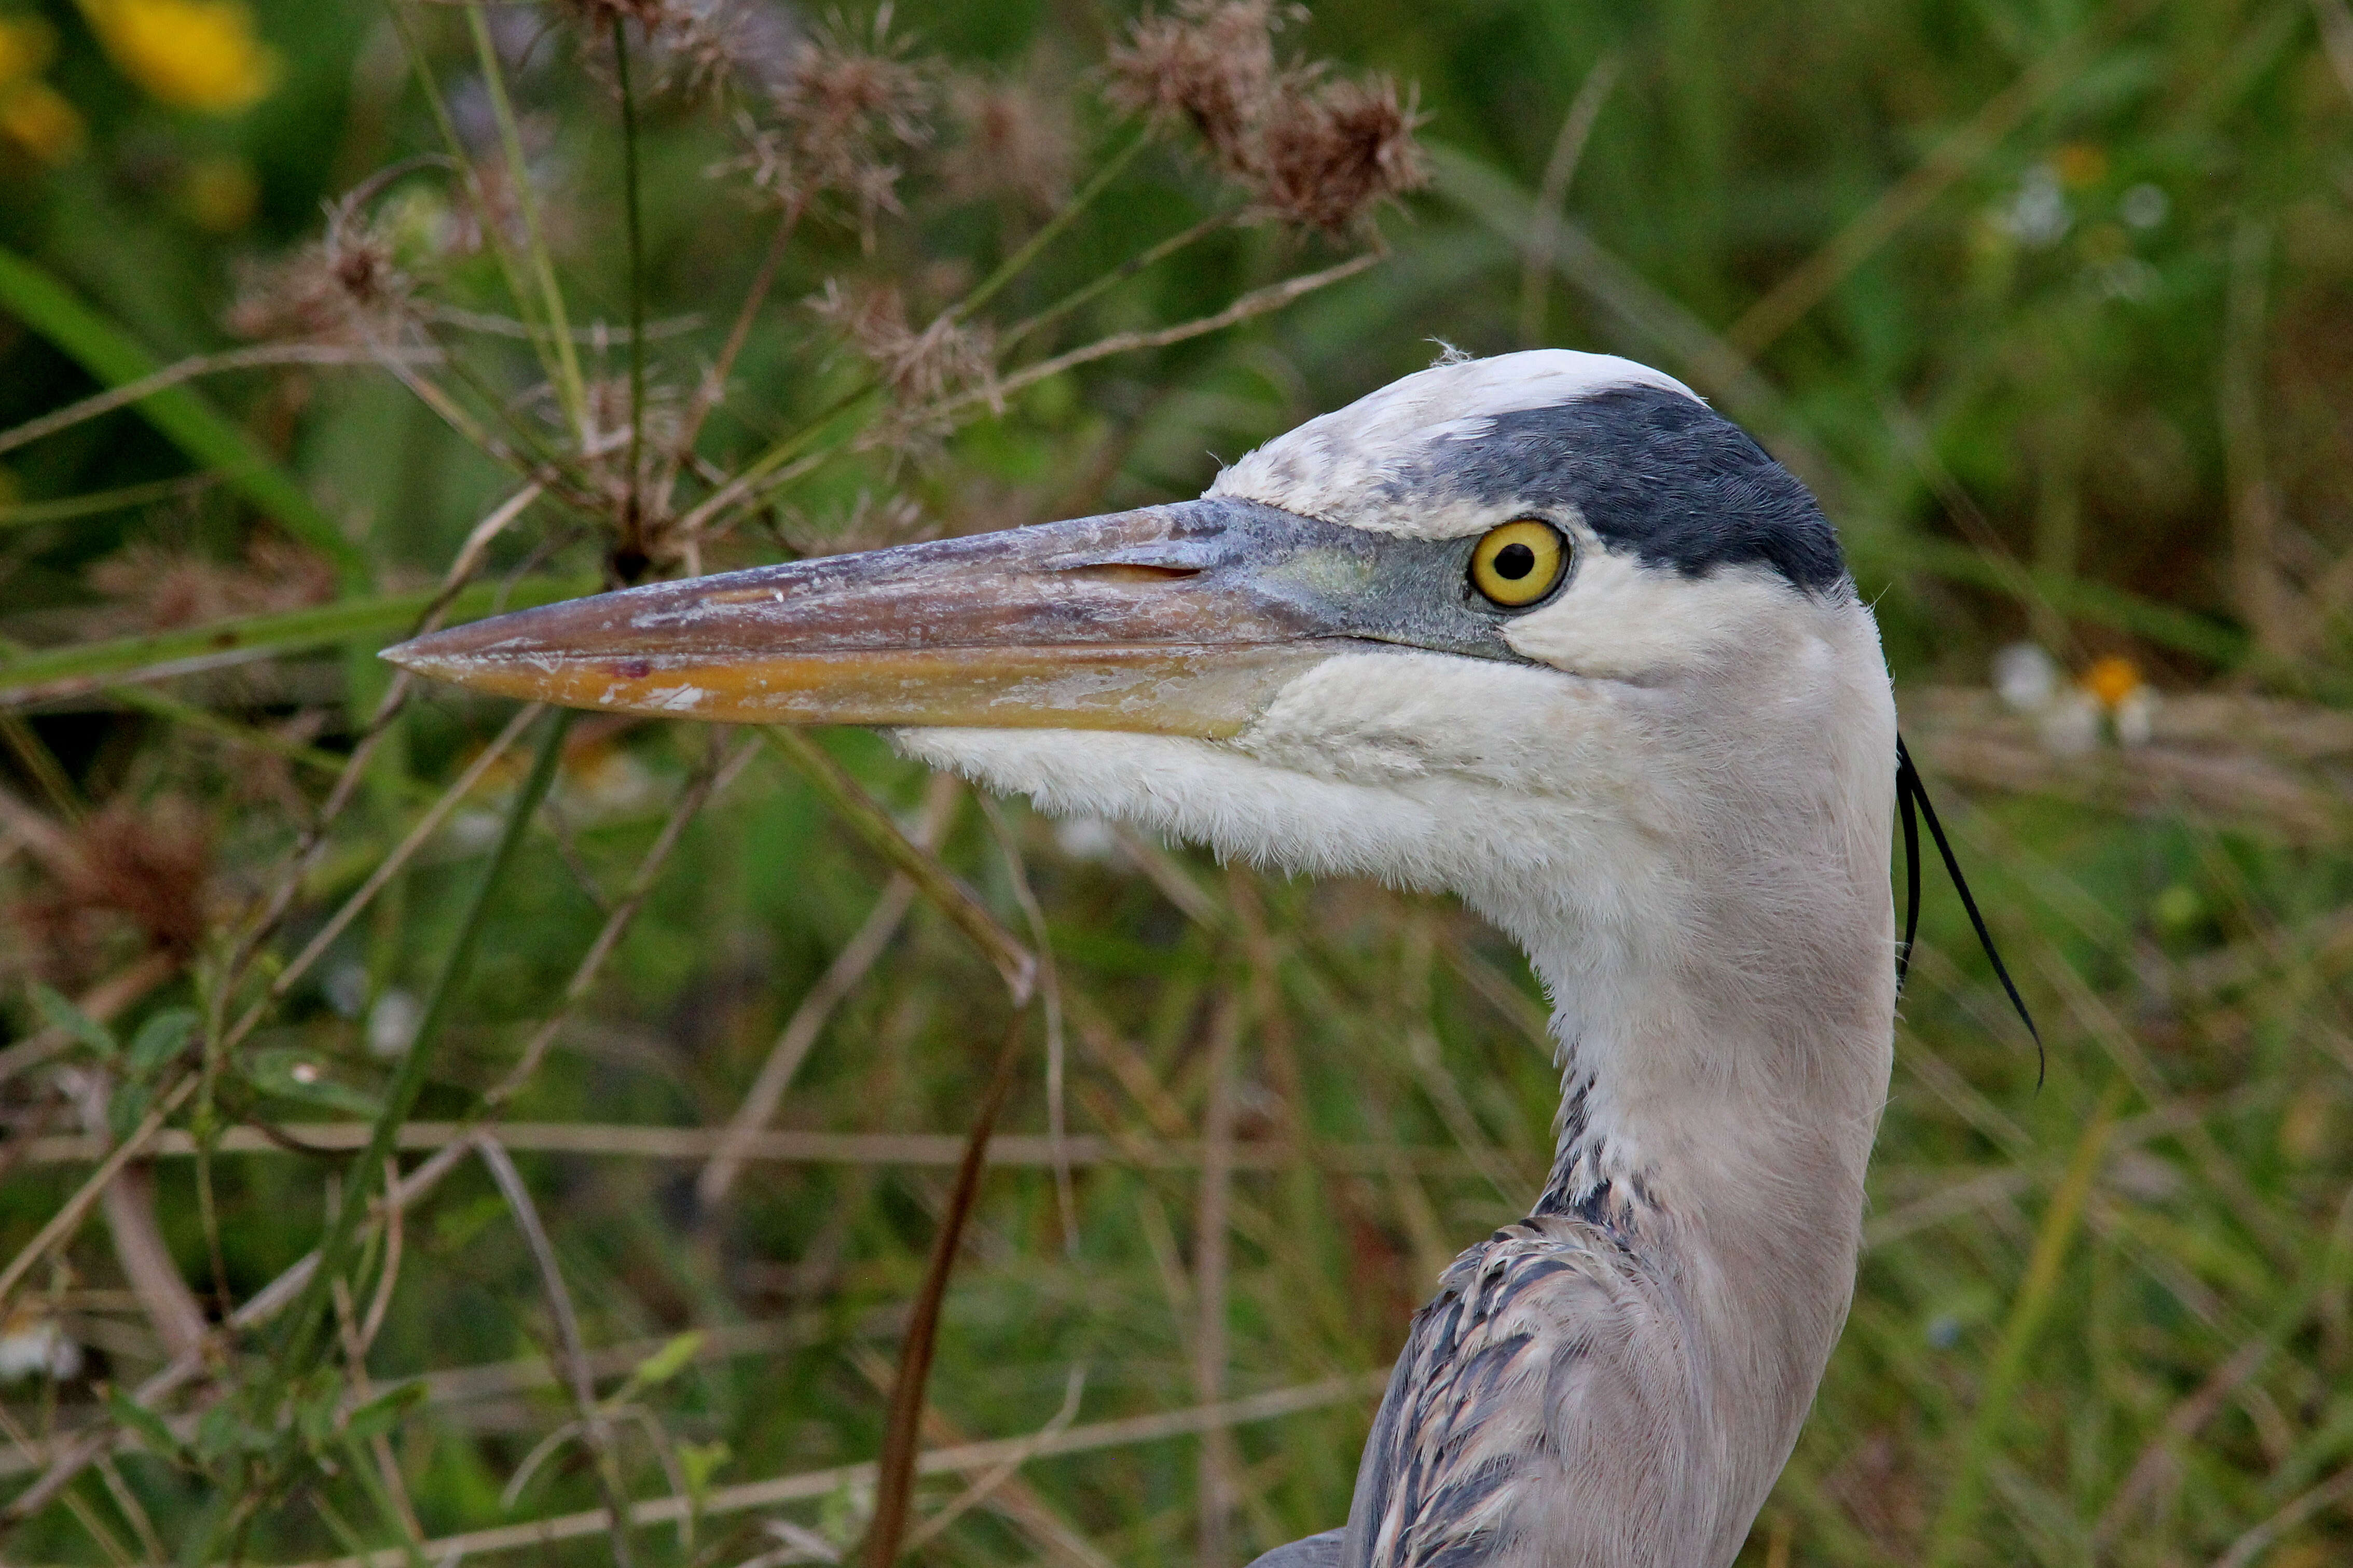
left=1468, top=520, right=1568, bottom=607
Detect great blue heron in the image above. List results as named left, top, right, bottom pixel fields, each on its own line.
left=388, top=349, right=2023, bottom=1568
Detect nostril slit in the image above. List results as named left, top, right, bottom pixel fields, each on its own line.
left=1061, top=563, right=1201, bottom=584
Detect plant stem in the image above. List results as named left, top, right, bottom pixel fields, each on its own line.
left=861, top=1007, right=1032, bottom=1568
left=1921, top=1083, right=2124, bottom=1567
left=270, top=709, right=575, bottom=1387
left=612, top=12, right=648, bottom=572
left=954, top=127, right=1150, bottom=325
left=999, top=206, right=1240, bottom=352
left=464, top=2, right=588, bottom=440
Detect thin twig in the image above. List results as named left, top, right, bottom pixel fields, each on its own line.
left=7, top=1120, right=1488, bottom=1173
left=464, top=0, right=586, bottom=435
left=478, top=1136, right=637, bottom=1568
left=1193, top=993, right=1242, bottom=1567
left=0, top=1073, right=197, bottom=1309
left=998, top=207, right=1238, bottom=352
left=246, top=702, right=542, bottom=1029
left=487, top=731, right=761, bottom=1108
left=0, top=344, right=437, bottom=460
left=1517, top=53, right=1620, bottom=349
left=862, top=1008, right=1033, bottom=1568
left=255, top=1376, right=1387, bottom=1568
left=765, top=729, right=1036, bottom=1003
left=900, top=1367, right=1086, bottom=1552
left=697, top=772, right=961, bottom=1206
left=946, top=252, right=1384, bottom=417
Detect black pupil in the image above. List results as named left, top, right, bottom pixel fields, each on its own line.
left=1493, top=542, right=1537, bottom=581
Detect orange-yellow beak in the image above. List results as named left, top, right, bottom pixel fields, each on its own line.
left=382, top=498, right=1441, bottom=738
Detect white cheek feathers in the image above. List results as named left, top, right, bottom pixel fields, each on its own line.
left=1504, top=548, right=1813, bottom=682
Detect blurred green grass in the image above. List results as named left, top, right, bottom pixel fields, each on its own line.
left=0, top=1, right=2349, bottom=1565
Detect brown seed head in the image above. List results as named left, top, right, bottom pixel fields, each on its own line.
left=13, top=796, right=215, bottom=983
left=943, top=72, right=1075, bottom=212
left=1104, top=0, right=1284, bottom=173
left=1106, top=2, right=1424, bottom=234
left=809, top=280, right=996, bottom=408
left=726, top=11, right=934, bottom=233
left=1255, top=73, right=1427, bottom=233
left=87, top=536, right=337, bottom=635
left=226, top=192, right=415, bottom=343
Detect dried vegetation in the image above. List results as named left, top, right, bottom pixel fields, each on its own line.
left=0, top=2, right=2350, bottom=1567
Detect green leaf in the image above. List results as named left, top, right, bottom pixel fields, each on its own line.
left=241, top=1049, right=384, bottom=1118
left=106, top=1389, right=186, bottom=1463
left=431, top=1194, right=506, bottom=1255
left=0, top=245, right=369, bottom=581
left=677, top=1439, right=730, bottom=1503
left=107, top=1080, right=154, bottom=1143
left=192, top=1402, right=264, bottom=1463
left=124, top=1008, right=198, bottom=1081
left=294, top=1368, right=345, bottom=1450
left=0, top=574, right=599, bottom=703
left=30, top=982, right=116, bottom=1058
left=628, top=1330, right=704, bottom=1391
left=343, top=1380, right=426, bottom=1442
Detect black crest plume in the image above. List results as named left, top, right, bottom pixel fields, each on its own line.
left=1894, top=737, right=2044, bottom=1087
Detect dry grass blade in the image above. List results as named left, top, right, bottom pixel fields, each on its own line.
left=0, top=1072, right=197, bottom=1310
left=976, top=794, right=1076, bottom=1247
left=1721, top=11, right=2128, bottom=358
left=699, top=771, right=961, bottom=1206
left=477, top=1136, right=637, bottom=1568
left=489, top=731, right=762, bottom=1108
left=63, top=1072, right=208, bottom=1361
left=2209, top=1464, right=2353, bottom=1568
left=0, top=344, right=434, bottom=460
left=1192, top=993, right=1242, bottom=1565
left=1517, top=52, right=1620, bottom=348
left=255, top=701, right=542, bottom=1026
left=862, top=1007, right=1031, bottom=1568
left=766, top=729, right=1036, bottom=1002
left=954, top=252, right=1383, bottom=416
left=899, top=1366, right=1086, bottom=1552
left=2315, top=0, right=2353, bottom=103
left=262, top=1377, right=1386, bottom=1568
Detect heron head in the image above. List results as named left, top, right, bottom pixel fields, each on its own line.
left=387, top=350, right=1894, bottom=958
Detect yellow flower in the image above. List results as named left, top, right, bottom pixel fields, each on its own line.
left=2081, top=655, right=2143, bottom=712
left=1, top=79, right=86, bottom=162
left=0, top=15, right=59, bottom=84
left=77, top=0, right=280, bottom=114
left=0, top=18, right=83, bottom=164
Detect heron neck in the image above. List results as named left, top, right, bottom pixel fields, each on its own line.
left=1513, top=904, right=1896, bottom=1523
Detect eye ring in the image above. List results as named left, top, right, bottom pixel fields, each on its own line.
left=1468, top=519, right=1569, bottom=608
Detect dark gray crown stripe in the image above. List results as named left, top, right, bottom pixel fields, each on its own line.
left=1387, top=385, right=1848, bottom=594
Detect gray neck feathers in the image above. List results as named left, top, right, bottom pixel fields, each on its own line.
left=1504, top=723, right=1898, bottom=1542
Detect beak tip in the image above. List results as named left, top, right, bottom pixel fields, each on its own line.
left=380, top=626, right=485, bottom=687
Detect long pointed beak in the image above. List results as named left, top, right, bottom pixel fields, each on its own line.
left=383, top=498, right=1413, bottom=738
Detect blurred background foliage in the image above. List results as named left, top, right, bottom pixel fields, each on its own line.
left=0, top=0, right=2350, bottom=1564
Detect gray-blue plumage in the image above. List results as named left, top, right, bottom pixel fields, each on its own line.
left=1383, top=386, right=1846, bottom=594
